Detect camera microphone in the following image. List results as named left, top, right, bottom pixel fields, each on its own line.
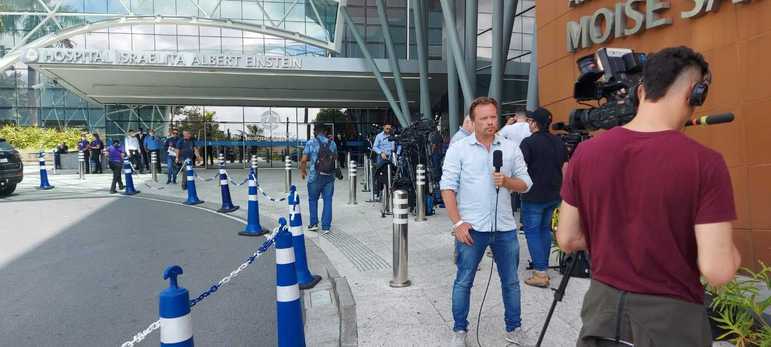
left=493, top=150, right=502, bottom=173
left=684, top=112, right=734, bottom=127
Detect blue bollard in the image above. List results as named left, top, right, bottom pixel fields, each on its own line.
left=123, top=158, right=140, bottom=195
left=183, top=159, right=204, bottom=205
left=239, top=168, right=270, bottom=237
left=288, top=185, right=321, bottom=290
left=160, top=265, right=194, bottom=347
left=275, top=218, right=306, bottom=347
left=216, top=164, right=239, bottom=213
left=37, top=152, right=54, bottom=190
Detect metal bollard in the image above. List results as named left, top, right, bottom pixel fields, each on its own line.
left=348, top=160, right=357, bottom=205
left=78, top=150, right=85, bottom=180
left=151, top=151, right=158, bottom=182
left=250, top=154, right=259, bottom=181
left=390, top=190, right=411, bottom=287
left=51, top=150, right=56, bottom=175
left=382, top=163, right=393, bottom=215
left=415, top=164, right=426, bottom=222
left=284, top=156, right=292, bottom=193
left=361, top=154, right=371, bottom=193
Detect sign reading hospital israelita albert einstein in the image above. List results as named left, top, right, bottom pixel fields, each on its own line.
left=23, top=48, right=303, bottom=70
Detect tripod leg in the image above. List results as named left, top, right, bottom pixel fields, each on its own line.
left=536, top=253, right=580, bottom=347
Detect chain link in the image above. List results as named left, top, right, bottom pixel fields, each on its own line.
left=257, top=185, right=288, bottom=202
left=120, top=320, right=161, bottom=347
left=120, top=226, right=280, bottom=346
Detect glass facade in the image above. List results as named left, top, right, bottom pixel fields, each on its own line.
left=0, top=0, right=536, bottom=154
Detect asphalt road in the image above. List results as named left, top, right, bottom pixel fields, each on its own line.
left=0, top=196, right=277, bottom=346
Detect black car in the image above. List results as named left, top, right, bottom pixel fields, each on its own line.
left=0, top=139, right=23, bottom=196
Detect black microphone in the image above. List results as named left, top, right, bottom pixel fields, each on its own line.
left=493, top=150, right=503, bottom=173
left=684, top=112, right=734, bottom=127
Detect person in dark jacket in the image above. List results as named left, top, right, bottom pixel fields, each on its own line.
left=519, top=107, right=568, bottom=288
left=106, top=140, right=126, bottom=193
left=90, top=133, right=104, bottom=174
left=136, top=128, right=149, bottom=171
left=164, top=128, right=179, bottom=184
left=54, top=142, right=68, bottom=169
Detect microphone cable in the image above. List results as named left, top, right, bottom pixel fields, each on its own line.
left=475, top=186, right=500, bottom=347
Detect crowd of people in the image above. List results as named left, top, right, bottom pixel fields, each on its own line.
left=439, top=46, right=740, bottom=347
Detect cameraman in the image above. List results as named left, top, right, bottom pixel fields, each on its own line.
left=441, top=97, right=532, bottom=345
left=372, top=122, right=397, bottom=166
left=557, top=46, right=741, bottom=346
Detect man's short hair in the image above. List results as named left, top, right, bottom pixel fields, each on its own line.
left=642, top=46, right=709, bottom=102
left=468, top=96, right=499, bottom=120
left=315, top=123, right=329, bottom=134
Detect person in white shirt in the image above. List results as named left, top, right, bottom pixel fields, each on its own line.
left=450, top=115, right=474, bottom=145
left=498, top=112, right=531, bottom=147
left=124, top=130, right=142, bottom=172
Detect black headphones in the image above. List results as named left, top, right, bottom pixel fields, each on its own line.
left=632, top=71, right=710, bottom=107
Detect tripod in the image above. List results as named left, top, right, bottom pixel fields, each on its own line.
left=536, top=252, right=579, bottom=347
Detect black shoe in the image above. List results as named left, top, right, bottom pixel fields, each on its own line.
left=119, top=186, right=125, bottom=190
left=166, top=181, right=171, bottom=185
left=110, top=190, right=117, bottom=194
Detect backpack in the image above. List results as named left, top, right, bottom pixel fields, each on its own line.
left=315, top=139, right=336, bottom=175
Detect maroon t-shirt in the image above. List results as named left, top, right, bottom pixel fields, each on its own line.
left=561, top=127, right=736, bottom=304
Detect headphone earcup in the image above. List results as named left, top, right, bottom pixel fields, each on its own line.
left=689, top=82, right=709, bottom=106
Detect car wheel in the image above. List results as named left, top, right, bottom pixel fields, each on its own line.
left=0, top=183, right=16, bottom=197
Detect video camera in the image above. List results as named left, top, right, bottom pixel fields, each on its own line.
left=393, top=118, right=435, bottom=148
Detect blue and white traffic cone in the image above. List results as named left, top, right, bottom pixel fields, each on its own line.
left=238, top=169, right=269, bottom=236
left=216, top=163, right=239, bottom=213
left=159, top=265, right=194, bottom=347
left=288, top=185, right=321, bottom=290
left=275, top=217, right=306, bottom=347
left=123, top=158, right=140, bottom=195
left=37, top=152, right=54, bottom=190
left=183, top=159, right=203, bottom=205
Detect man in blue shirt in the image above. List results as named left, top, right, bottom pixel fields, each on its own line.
left=176, top=130, right=199, bottom=190
left=372, top=122, right=397, bottom=167
left=440, top=97, right=532, bottom=346
left=299, top=124, right=337, bottom=234
left=143, top=128, right=162, bottom=173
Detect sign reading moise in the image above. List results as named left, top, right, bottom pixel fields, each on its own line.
left=23, top=48, right=303, bottom=69
left=566, top=0, right=754, bottom=52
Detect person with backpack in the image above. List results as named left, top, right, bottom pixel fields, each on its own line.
left=299, top=124, right=338, bottom=234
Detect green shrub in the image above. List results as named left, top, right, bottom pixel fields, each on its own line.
left=707, top=262, right=771, bottom=347
left=0, top=125, right=85, bottom=151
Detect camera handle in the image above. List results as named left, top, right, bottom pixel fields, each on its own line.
left=536, top=252, right=579, bottom=347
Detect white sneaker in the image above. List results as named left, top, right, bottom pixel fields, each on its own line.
left=504, top=328, right=527, bottom=345
left=322, top=228, right=331, bottom=235
left=450, top=330, right=467, bottom=347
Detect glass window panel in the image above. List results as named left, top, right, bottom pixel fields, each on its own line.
left=200, top=26, right=221, bottom=36
left=221, top=0, right=242, bottom=19
left=390, top=26, right=406, bottom=44
left=132, top=34, right=156, bottom=50
left=155, top=0, right=177, bottom=16
left=222, top=28, right=242, bottom=38
left=65, top=93, right=85, bottom=108
left=242, top=3, right=264, bottom=20
left=287, top=2, right=306, bottom=21
left=10, top=0, right=36, bottom=11
left=199, top=36, right=221, bottom=53
left=365, top=24, right=383, bottom=42
left=86, top=32, right=109, bottom=49
left=58, top=0, right=85, bottom=12
left=367, top=43, right=385, bottom=58
left=156, top=35, right=178, bottom=50
left=156, top=24, right=177, bottom=35
left=0, top=89, right=16, bottom=109
left=243, top=38, right=264, bottom=54
left=286, top=43, right=306, bottom=57
left=58, top=35, right=85, bottom=49
left=243, top=30, right=265, bottom=39
left=108, top=24, right=132, bottom=34
left=107, top=0, right=129, bottom=14
left=177, top=25, right=198, bottom=36
left=393, top=43, right=405, bottom=59
left=221, top=37, right=242, bottom=53
left=109, top=33, right=132, bottom=50
left=178, top=35, right=199, bottom=51
left=386, top=8, right=406, bottom=25
left=130, top=0, right=154, bottom=15
left=285, top=21, right=306, bottom=35
left=265, top=2, right=285, bottom=21
left=133, top=24, right=155, bottom=34
left=265, top=38, right=284, bottom=55
left=387, top=0, right=406, bottom=6
left=522, top=16, right=534, bottom=35
left=176, top=0, right=198, bottom=16
left=85, top=0, right=108, bottom=13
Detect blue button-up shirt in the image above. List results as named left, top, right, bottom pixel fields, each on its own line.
left=372, top=131, right=397, bottom=157
left=450, top=127, right=471, bottom=144
left=303, top=135, right=337, bottom=184
left=143, top=135, right=162, bottom=151
left=440, top=134, right=532, bottom=232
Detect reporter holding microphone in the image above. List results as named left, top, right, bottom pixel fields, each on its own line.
left=441, top=97, right=532, bottom=346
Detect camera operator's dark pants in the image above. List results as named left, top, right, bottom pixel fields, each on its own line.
left=578, top=280, right=712, bottom=347
left=109, top=161, right=124, bottom=192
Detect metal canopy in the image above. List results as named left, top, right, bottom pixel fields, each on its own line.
left=26, top=55, right=449, bottom=109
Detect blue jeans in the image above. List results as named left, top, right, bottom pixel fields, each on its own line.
left=166, top=155, right=177, bottom=183
left=452, top=230, right=521, bottom=332
left=307, top=174, right=335, bottom=230
left=521, top=200, right=560, bottom=272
